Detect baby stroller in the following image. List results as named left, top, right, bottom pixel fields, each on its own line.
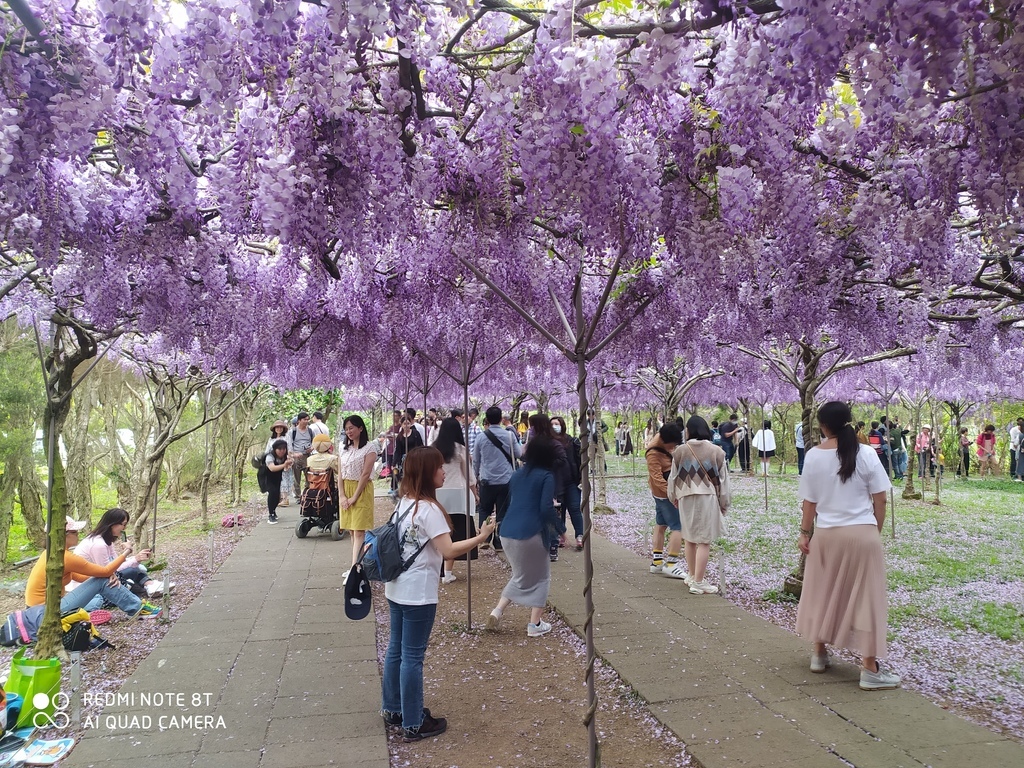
left=295, top=465, right=346, bottom=540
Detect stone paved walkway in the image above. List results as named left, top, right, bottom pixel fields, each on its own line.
left=547, top=532, right=1024, bottom=768
left=62, top=513, right=1024, bottom=768
left=63, top=519, right=386, bottom=768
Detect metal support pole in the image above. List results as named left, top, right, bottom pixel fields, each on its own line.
left=70, top=650, right=82, bottom=727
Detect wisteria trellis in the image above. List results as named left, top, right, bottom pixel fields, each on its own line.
left=3, top=0, right=1024, bottom=757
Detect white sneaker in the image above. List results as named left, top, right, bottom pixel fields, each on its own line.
left=688, top=581, right=719, bottom=595
left=649, top=563, right=664, bottom=574
left=527, top=620, right=552, bottom=638
left=485, top=612, right=501, bottom=632
left=441, top=573, right=456, bottom=585
left=810, top=652, right=832, bottom=673
left=860, top=664, right=901, bottom=690
left=663, top=562, right=690, bottom=583
left=145, top=581, right=164, bottom=598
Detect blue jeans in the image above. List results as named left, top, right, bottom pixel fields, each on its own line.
left=382, top=601, right=437, bottom=731
left=796, top=447, right=805, bottom=475
left=723, top=441, right=736, bottom=466
left=62, top=577, right=142, bottom=615
left=559, top=484, right=584, bottom=539
left=653, top=497, right=681, bottom=531
left=893, top=449, right=908, bottom=478
left=81, top=566, right=152, bottom=611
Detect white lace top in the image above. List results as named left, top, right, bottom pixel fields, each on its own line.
left=340, top=442, right=378, bottom=481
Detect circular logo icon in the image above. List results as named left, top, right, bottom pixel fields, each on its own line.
left=31, top=691, right=71, bottom=729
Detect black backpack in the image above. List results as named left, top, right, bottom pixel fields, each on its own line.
left=62, top=621, right=94, bottom=652
left=357, top=500, right=428, bottom=582
left=251, top=452, right=270, bottom=493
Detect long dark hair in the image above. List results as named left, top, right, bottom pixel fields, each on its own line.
left=685, top=415, right=713, bottom=442
left=399, top=447, right=452, bottom=529
left=818, top=401, right=858, bottom=482
left=433, top=417, right=464, bottom=463
left=90, top=508, right=130, bottom=546
left=523, top=434, right=558, bottom=471
left=529, top=413, right=554, bottom=439
left=343, top=415, right=369, bottom=448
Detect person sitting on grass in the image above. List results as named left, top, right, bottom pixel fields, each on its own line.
left=25, top=516, right=161, bottom=619
left=70, top=508, right=173, bottom=602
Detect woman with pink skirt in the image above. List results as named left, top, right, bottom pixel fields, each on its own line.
left=796, top=401, right=900, bottom=691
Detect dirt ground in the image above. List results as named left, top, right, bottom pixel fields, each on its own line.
left=375, top=499, right=690, bottom=768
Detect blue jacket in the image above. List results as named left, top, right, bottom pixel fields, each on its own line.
left=499, top=465, right=565, bottom=549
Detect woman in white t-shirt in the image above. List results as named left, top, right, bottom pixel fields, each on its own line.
left=433, top=417, right=479, bottom=584
left=795, top=401, right=899, bottom=691
left=380, top=447, right=495, bottom=743
left=751, top=420, right=777, bottom=477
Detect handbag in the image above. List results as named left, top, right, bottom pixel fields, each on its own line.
left=62, top=621, right=94, bottom=653
left=5, top=648, right=61, bottom=729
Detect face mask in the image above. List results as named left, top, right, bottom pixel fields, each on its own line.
left=553, top=424, right=562, bottom=434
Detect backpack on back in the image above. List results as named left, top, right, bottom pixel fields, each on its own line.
left=357, top=500, right=428, bottom=582
left=252, top=452, right=270, bottom=493
left=0, top=605, right=44, bottom=647
left=307, top=467, right=332, bottom=492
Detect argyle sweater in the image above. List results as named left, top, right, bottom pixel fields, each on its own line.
left=667, top=439, right=732, bottom=511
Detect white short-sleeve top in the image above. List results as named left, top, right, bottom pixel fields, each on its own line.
left=798, top=443, right=891, bottom=528
left=384, top=499, right=450, bottom=606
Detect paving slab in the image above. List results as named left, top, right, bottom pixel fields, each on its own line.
left=549, top=528, right=1024, bottom=768
left=62, top=518, right=384, bottom=768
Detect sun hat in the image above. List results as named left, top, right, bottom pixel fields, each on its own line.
left=344, top=566, right=372, bottom=620
left=47, top=515, right=87, bottom=533
left=272, top=420, right=288, bottom=430
left=922, top=425, right=932, bottom=431
left=312, top=434, right=333, bottom=452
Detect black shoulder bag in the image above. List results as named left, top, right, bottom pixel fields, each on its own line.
left=483, top=429, right=514, bottom=467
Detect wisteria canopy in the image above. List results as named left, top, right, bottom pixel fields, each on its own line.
left=2, top=0, right=1023, bottom=405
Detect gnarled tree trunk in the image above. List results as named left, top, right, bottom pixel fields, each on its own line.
left=65, top=376, right=95, bottom=523
left=17, top=449, right=46, bottom=549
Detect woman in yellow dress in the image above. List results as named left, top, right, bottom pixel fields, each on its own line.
left=340, top=415, right=378, bottom=581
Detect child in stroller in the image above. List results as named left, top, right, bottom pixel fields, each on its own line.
left=296, top=435, right=346, bottom=540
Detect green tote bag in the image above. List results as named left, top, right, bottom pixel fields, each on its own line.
left=5, top=648, right=61, bottom=729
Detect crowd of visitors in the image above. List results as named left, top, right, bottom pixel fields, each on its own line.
left=244, top=400, right=1024, bottom=743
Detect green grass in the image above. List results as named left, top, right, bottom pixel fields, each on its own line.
left=695, top=469, right=1024, bottom=641
left=3, top=474, right=259, bottom=582
left=936, top=602, right=1024, bottom=642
